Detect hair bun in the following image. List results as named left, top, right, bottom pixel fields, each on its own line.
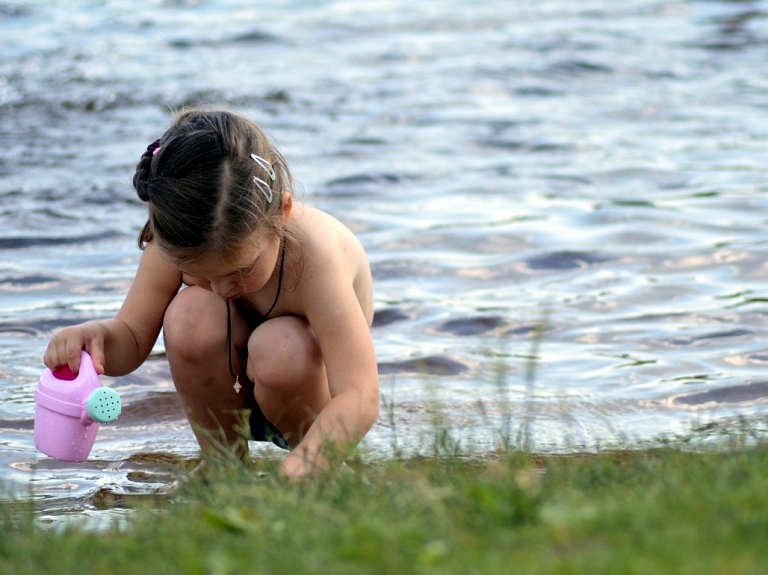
left=136, top=179, right=150, bottom=202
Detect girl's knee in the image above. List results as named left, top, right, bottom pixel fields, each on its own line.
left=246, top=317, right=323, bottom=390
left=163, top=288, right=226, bottom=358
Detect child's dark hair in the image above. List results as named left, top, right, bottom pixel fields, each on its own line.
left=132, top=108, right=294, bottom=263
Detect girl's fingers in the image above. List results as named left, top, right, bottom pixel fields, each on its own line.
left=65, top=338, right=84, bottom=374
left=86, top=339, right=106, bottom=375
left=44, top=336, right=70, bottom=371
left=44, top=325, right=105, bottom=374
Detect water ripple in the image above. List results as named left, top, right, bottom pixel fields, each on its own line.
left=3, top=0, right=768, bottom=516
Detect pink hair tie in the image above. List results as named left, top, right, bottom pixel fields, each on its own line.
left=146, top=138, right=161, bottom=156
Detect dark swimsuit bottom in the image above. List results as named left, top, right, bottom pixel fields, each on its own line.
left=247, top=383, right=290, bottom=450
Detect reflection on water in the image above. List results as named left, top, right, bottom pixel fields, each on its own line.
left=2, top=0, right=768, bottom=524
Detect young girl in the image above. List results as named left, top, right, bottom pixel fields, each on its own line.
left=43, top=109, right=380, bottom=480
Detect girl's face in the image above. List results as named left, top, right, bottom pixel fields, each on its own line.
left=175, top=232, right=282, bottom=300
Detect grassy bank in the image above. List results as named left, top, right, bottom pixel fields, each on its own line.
left=1, top=445, right=767, bottom=575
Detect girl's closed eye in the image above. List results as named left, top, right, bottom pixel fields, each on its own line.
left=237, top=263, right=256, bottom=276
left=233, top=259, right=259, bottom=278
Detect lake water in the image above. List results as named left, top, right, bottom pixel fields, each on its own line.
left=2, top=0, right=768, bottom=527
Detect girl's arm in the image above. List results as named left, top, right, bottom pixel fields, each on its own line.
left=280, top=251, right=380, bottom=479
left=45, top=241, right=181, bottom=376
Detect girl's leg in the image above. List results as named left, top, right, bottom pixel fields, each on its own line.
left=245, top=316, right=330, bottom=448
left=163, top=287, right=252, bottom=457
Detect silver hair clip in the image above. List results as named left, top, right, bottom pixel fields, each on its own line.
left=253, top=176, right=272, bottom=204
left=250, top=153, right=276, bottom=204
left=250, top=154, right=276, bottom=180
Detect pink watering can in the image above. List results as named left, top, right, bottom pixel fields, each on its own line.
left=34, top=350, right=121, bottom=462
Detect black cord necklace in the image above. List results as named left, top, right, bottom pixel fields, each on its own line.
left=226, top=237, right=287, bottom=393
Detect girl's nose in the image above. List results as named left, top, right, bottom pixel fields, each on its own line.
left=210, top=279, right=234, bottom=298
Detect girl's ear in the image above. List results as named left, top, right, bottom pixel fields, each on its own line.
left=277, top=192, right=293, bottom=226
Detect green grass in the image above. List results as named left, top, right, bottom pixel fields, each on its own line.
left=2, top=445, right=768, bottom=575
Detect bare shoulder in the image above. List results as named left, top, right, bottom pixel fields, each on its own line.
left=117, top=241, right=182, bottom=326
left=292, top=205, right=373, bottom=324
left=298, top=206, right=365, bottom=258
left=135, top=241, right=184, bottom=290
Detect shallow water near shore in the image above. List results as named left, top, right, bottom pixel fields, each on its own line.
left=1, top=0, right=768, bottom=528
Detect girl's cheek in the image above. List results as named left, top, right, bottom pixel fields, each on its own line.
left=243, top=269, right=270, bottom=291
left=186, top=276, right=211, bottom=290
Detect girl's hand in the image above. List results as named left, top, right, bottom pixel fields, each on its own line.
left=279, top=450, right=328, bottom=482
left=44, top=322, right=107, bottom=375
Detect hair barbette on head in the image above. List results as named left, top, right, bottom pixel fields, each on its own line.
left=132, top=108, right=294, bottom=264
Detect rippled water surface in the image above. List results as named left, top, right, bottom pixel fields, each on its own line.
left=2, top=0, right=768, bottom=526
